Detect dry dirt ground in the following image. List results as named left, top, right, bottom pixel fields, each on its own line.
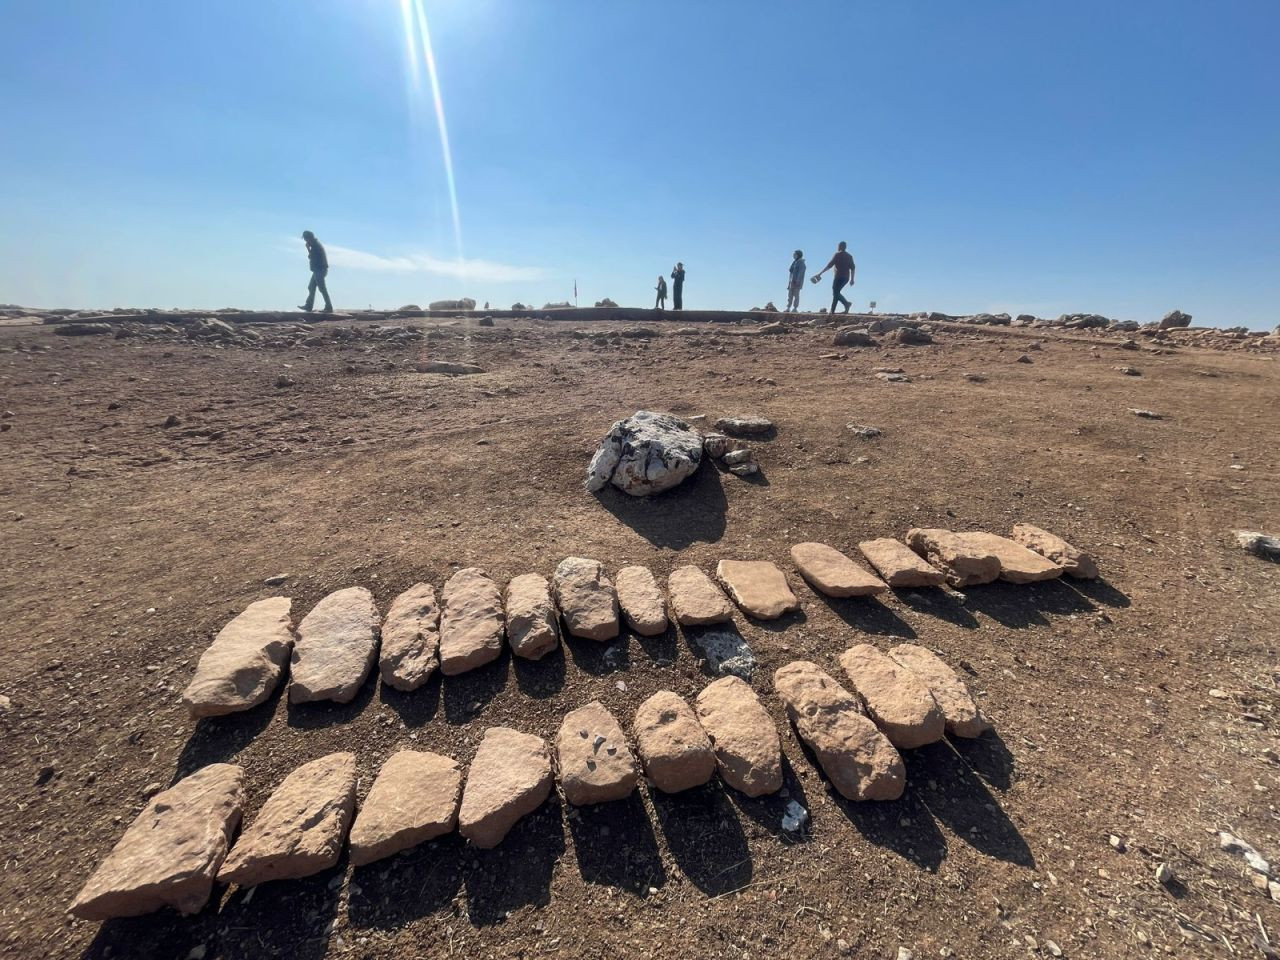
left=1, top=314, right=1277, bottom=960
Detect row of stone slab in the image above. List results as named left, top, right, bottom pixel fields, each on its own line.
left=180, top=524, right=1094, bottom=718
left=77, top=644, right=989, bottom=922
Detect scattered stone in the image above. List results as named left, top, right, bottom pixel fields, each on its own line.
left=263, top=574, right=288, bottom=586
left=668, top=565, right=735, bottom=625
left=904, top=528, right=1000, bottom=587
left=1130, top=408, right=1162, bottom=419
left=888, top=644, right=991, bottom=738
left=53, top=322, right=112, bottom=336
left=288, top=587, right=380, bottom=704
left=585, top=410, right=705, bottom=496
left=274, top=375, right=295, bottom=388
left=686, top=624, right=756, bottom=679
left=846, top=424, right=882, bottom=439
left=714, top=415, right=774, bottom=437
left=413, top=360, right=485, bottom=375
left=1159, top=310, right=1192, bottom=329
left=889, top=326, right=933, bottom=345
left=348, top=751, right=461, bottom=866
left=614, top=565, right=668, bottom=636
left=838, top=644, right=945, bottom=749
left=694, top=676, right=783, bottom=797
left=790, top=542, right=887, bottom=597
left=963, top=372, right=987, bottom=383
left=715, top=560, right=799, bottom=619
left=1015, top=354, right=1033, bottom=364
left=953, top=532, right=1063, bottom=583
left=552, top=557, right=620, bottom=641
left=379, top=583, right=441, bottom=691
left=1218, top=831, right=1271, bottom=875
left=458, top=727, right=553, bottom=848
left=70, top=764, right=246, bottom=920
left=833, top=328, right=874, bottom=347
left=439, top=568, right=505, bottom=675
left=1235, top=530, right=1280, bottom=560
left=702, top=432, right=736, bottom=459
left=503, top=574, right=560, bottom=660
left=163, top=414, right=181, bottom=429
left=728, top=462, right=759, bottom=477
left=1155, top=861, right=1177, bottom=886
left=875, top=371, right=910, bottom=382
left=1115, top=365, right=1141, bottom=376
left=1011, top=523, right=1099, bottom=578
left=632, top=691, right=715, bottom=793
left=781, top=799, right=809, bottom=832
left=477, top=315, right=494, bottom=327
left=182, top=597, right=294, bottom=718
left=556, top=702, right=638, bottom=805
left=858, top=538, right=946, bottom=588
left=722, top=448, right=753, bottom=466
left=217, top=753, right=357, bottom=886
left=774, top=661, right=905, bottom=801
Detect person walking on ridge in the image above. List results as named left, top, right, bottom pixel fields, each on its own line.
left=786, top=249, right=806, bottom=312
left=812, top=241, right=855, bottom=314
left=299, top=230, right=333, bottom=313
left=655, top=274, right=668, bottom=310
left=670, top=262, right=685, bottom=310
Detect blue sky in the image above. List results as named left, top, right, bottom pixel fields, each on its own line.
left=1, top=1, right=1277, bottom=328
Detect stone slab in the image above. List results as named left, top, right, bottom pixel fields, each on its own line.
left=289, top=588, right=380, bottom=704
left=552, top=557, right=620, bottom=641
left=614, top=565, right=668, bottom=636
left=1011, top=524, right=1099, bottom=579
left=504, top=574, right=560, bottom=660
left=183, top=597, right=294, bottom=718
left=668, top=565, right=735, bottom=626
left=715, top=560, right=800, bottom=619
left=633, top=691, right=716, bottom=793
left=70, top=764, right=246, bottom=920
left=955, top=532, right=1063, bottom=584
left=693, top=676, right=783, bottom=797
left=556, top=701, right=639, bottom=805
left=458, top=727, right=553, bottom=849
left=439, top=568, right=505, bottom=675
left=348, top=751, right=461, bottom=866
left=790, top=542, right=887, bottom=597
left=857, top=538, right=946, bottom=588
left=904, top=528, right=1001, bottom=587
left=379, top=583, right=440, bottom=691
left=888, top=644, right=991, bottom=738
left=838, top=643, right=945, bottom=749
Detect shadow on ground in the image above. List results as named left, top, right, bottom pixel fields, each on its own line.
left=592, top=465, right=727, bottom=549
left=462, top=797, right=565, bottom=925
left=650, top=781, right=752, bottom=895
left=379, top=670, right=443, bottom=727
left=567, top=792, right=667, bottom=895
left=810, top=588, right=917, bottom=639
left=175, top=681, right=283, bottom=777
left=349, top=834, right=464, bottom=931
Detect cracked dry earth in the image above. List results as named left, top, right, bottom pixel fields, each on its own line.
left=0, top=314, right=1277, bottom=960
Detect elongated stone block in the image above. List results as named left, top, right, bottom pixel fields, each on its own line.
left=348, top=751, right=461, bottom=866
left=183, top=597, right=294, bottom=718
left=838, top=643, right=945, bottom=749
left=693, top=676, right=782, bottom=797
left=289, top=588, right=380, bottom=704
left=458, top=727, right=553, bottom=848
left=379, top=583, right=440, bottom=691
left=439, top=568, right=505, bottom=675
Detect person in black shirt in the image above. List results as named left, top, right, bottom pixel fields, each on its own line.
left=670, top=262, right=685, bottom=310
left=299, top=230, right=333, bottom=313
left=812, top=241, right=855, bottom=314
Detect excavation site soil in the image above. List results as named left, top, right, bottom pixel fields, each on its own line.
left=1, top=312, right=1277, bottom=960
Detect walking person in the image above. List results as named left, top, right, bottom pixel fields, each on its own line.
left=670, top=262, right=685, bottom=310
left=786, top=249, right=806, bottom=312
left=811, top=241, right=855, bottom=315
left=655, top=274, right=668, bottom=310
left=298, top=230, right=333, bottom=313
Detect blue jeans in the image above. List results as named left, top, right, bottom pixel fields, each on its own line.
left=831, top=276, right=851, bottom=313
left=305, top=269, right=332, bottom=311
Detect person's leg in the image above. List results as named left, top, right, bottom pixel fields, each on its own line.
left=317, top=272, right=333, bottom=312
left=303, top=272, right=318, bottom=311
left=831, top=279, right=840, bottom=314
left=674, top=286, right=682, bottom=310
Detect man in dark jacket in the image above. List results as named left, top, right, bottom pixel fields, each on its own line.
left=812, top=241, right=855, bottom=314
left=299, top=230, right=333, bottom=313
left=670, top=262, right=685, bottom=310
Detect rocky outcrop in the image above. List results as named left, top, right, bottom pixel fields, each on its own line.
left=585, top=411, right=705, bottom=496
left=774, top=661, right=905, bottom=801
left=1159, top=310, right=1192, bottom=329
left=70, top=765, right=246, bottom=920
left=458, top=728, right=553, bottom=848
left=694, top=676, right=783, bottom=797
left=183, top=598, right=294, bottom=718
left=289, top=588, right=380, bottom=704
left=551, top=557, right=620, bottom=641
left=379, top=583, right=440, bottom=691
left=218, top=753, right=358, bottom=886
left=556, top=702, right=639, bottom=805
left=633, top=691, right=716, bottom=793
left=348, top=751, right=461, bottom=866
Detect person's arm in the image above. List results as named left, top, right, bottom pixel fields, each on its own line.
left=814, top=256, right=835, bottom=279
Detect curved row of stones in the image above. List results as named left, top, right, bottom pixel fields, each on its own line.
left=181, top=524, right=1096, bottom=717
left=72, top=642, right=990, bottom=922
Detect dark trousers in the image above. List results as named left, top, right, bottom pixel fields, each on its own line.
left=305, top=269, right=332, bottom=311
left=672, top=282, right=683, bottom=310
left=831, top=276, right=851, bottom=313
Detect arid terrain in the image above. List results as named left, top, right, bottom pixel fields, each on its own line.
left=1, top=309, right=1277, bottom=960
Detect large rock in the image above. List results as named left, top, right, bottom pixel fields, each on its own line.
left=954, top=532, right=1063, bottom=583
left=857, top=538, right=946, bottom=588
left=1011, top=524, right=1099, bottom=578
left=888, top=645, right=991, bottom=738
left=693, top=676, right=783, bottom=797
left=1235, top=530, right=1280, bottom=560
left=458, top=727, right=553, bottom=848
left=556, top=701, right=639, bottom=805
left=348, top=751, right=461, bottom=866
left=714, top=415, right=774, bottom=437
left=379, top=583, right=440, bottom=691
left=668, top=565, right=735, bottom=625
left=1159, top=309, right=1192, bottom=329
left=182, top=597, right=294, bottom=718
left=428, top=298, right=476, bottom=311
left=834, top=328, right=875, bottom=347
left=715, top=560, right=799, bottom=619
left=217, top=753, right=357, bottom=886
left=413, top=360, right=484, bottom=376
left=632, top=691, right=716, bottom=793
left=439, top=568, right=505, bottom=675
left=585, top=411, right=705, bottom=496
left=551, top=557, right=619, bottom=641
left=838, top=644, right=945, bottom=749
left=503, top=573, right=560, bottom=660
left=904, top=528, right=1000, bottom=587
left=70, top=764, right=245, bottom=920
left=790, top=542, right=887, bottom=597
left=774, top=661, right=905, bottom=801
left=614, top=565, right=668, bottom=636
left=289, top=587, right=380, bottom=704
left=686, top=624, right=756, bottom=679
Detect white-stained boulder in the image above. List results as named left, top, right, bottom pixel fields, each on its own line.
left=586, top=410, right=705, bottom=496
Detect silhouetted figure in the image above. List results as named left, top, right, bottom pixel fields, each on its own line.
left=299, top=231, right=332, bottom=313
left=670, top=262, right=685, bottom=310
left=655, top=274, right=667, bottom=310
left=812, top=241, right=854, bottom=314
left=786, top=250, right=806, bottom=312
